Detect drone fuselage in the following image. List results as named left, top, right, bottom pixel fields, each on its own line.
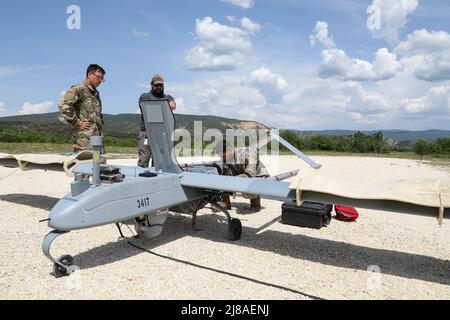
left=48, top=172, right=201, bottom=231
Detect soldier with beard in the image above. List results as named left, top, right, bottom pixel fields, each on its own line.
left=138, top=74, right=177, bottom=168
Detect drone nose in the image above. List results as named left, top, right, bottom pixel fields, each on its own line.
left=48, top=197, right=84, bottom=231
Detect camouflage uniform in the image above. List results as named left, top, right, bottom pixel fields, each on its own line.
left=58, top=81, right=104, bottom=152
left=222, top=146, right=269, bottom=178
left=220, top=146, right=269, bottom=210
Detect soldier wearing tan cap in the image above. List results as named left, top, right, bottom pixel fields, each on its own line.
left=138, top=74, right=177, bottom=167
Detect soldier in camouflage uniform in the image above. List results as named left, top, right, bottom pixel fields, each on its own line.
left=215, top=139, right=269, bottom=211
left=58, top=64, right=105, bottom=153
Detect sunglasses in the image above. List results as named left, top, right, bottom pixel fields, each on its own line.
left=152, top=83, right=164, bottom=87
left=90, top=73, right=105, bottom=82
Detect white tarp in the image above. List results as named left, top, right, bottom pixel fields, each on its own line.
left=0, top=151, right=93, bottom=177
left=289, top=162, right=450, bottom=212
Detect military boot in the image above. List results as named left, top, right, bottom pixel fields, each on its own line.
left=211, top=193, right=232, bottom=213
left=250, top=196, right=262, bottom=211
left=219, top=193, right=232, bottom=210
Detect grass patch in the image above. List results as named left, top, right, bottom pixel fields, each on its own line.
left=0, top=143, right=137, bottom=157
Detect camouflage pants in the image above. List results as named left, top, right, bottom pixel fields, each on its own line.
left=72, top=129, right=104, bottom=153
left=138, top=130, right=152, bottom=168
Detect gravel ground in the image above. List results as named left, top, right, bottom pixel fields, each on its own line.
left=0, top=155, right=449, bottom=300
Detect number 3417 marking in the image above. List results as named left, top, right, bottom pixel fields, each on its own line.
left=137, top=198, right=150, bottom=209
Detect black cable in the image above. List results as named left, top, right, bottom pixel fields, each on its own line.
left=0, top=169, right=18, bottom=181
left=115, top=223, right=126, bottom=239
left=124, top=235, right=325, bottom=300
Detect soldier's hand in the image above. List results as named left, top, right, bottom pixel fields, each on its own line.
left=79, top=121, right=91, bottom=130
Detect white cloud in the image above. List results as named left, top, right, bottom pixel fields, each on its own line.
left=226, top=16, right=236, bottom=23
left=312, top=21, right=401, bottom=81
left=411, top=53, right=450, bottom=82
left=240, top=17, right=261, bottom=34
left=0, top=101, right=6, bottom=113
left=282, top=77, right=350, bottom=111
left=319, top=48, right=401, bottom=81
left=400, top=86, right=450, bottom=114
left=169, top=75, right=268, bottom=119
left=343, top=82, right=394, bottom=115
left=171, top=58, right=447, bottom=130
left=395, top=29, right=450, bottom=81
left=242, top=67, right=288, bottom=103
left=185, top=17, right=256, bottom=71
left=175, top=97, right=185, bottom=109
left=221, top=0, right=254, bottom=9
left=132, top=28, right=150, bottom=38
left=372, top=48, right=403, bottom=80
left=280, top=75, right=404, bottom=127
left=288, top=79, right=393, bottom=114
left=19, top=101, right=54, bottom=115
left=367, top=0, right=419, bottom=46
left=309, top=21, right=335, bottom=49
left=395, top=29, right=450, bottom=55
left=215, top=85, right=266, bottom=110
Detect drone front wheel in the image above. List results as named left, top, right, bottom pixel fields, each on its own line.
left=53, top=255, right=74, bottom=278
left=228, top=218, right=242, bottom=241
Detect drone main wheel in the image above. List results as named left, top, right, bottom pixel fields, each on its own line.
left=53, top=255, right=74, bottom=278
left=228, top=218, right=242, bottom=241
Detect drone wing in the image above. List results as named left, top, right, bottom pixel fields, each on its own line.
left=179, top=171, right=293, bottom=201
left=180, top=171, right=449, bottom=223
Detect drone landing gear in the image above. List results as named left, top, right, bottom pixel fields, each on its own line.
left=53, top=255, right=75, bottom=278
left=208, top=202, right=242, bottom=241
left=42, top=230, right=75, bottom=278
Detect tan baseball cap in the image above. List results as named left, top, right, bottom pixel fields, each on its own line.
left=152, top=74, right=164, bottom=85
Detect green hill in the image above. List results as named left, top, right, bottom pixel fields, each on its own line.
left=1, top=112, right=449, bottom=142
left=285, top=129, right=450, bottom=142
left=0, top=112, right=270, bottom=139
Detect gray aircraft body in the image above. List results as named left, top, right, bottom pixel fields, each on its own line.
left=40, top=99, right=448, bottom=277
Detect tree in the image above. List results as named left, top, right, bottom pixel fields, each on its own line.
left=414, top=139, right=431, bottom=162
left=373, top=131, right=384, bottom=153
left=280, top=130, right=301, bottom=151
left=353, top=131, right=370, bottom=153
left=310, top=135, right=336, bottom=151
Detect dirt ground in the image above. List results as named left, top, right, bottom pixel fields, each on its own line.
left=0, top=155, right=449, bottom=300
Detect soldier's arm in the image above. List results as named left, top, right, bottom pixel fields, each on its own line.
left=138, top=95, right=146, bottom=132
left=168, top=95, right=177, bottom=111
left=99, top=96, right=104, bottom=125
left=243, top=146, right=260, bottom=177
left=58, top=86, right=80, bottom=126
left=247, top=145, right=270, bottom=178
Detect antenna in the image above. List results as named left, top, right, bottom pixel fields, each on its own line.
left=270, top=130, right=322, bottom=169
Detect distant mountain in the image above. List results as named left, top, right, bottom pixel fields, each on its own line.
left=285, top=129, right=450, bottom=142
left=1, top=112, right=448, bottom=142
left=0, top=112, right=270, bottom=138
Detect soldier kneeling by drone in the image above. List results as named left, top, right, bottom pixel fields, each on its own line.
left=214, top=139, right=269, bottom=212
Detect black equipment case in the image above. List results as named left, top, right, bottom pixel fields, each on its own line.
left=281, top=200, right=333, bottom=229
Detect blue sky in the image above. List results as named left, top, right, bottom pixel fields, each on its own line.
left=0, top=0, right=449, bottom=130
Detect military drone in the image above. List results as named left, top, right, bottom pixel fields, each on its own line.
left=34, top=99, right=447, bottom=278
